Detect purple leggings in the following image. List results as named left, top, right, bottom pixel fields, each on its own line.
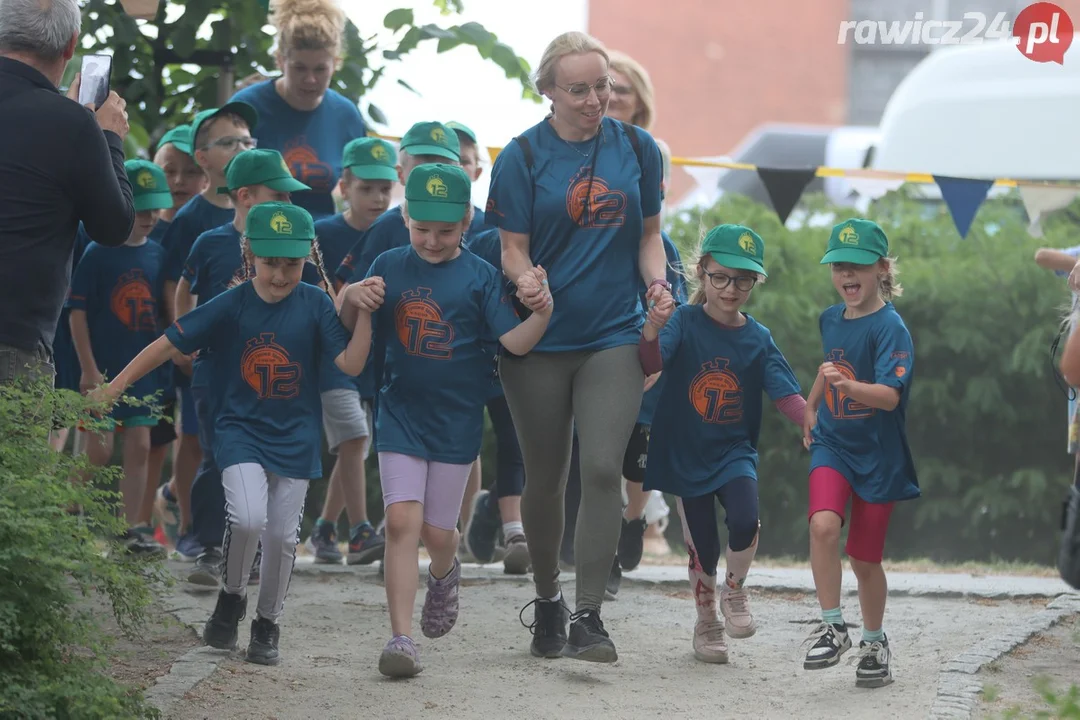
left=378, top=452, right=472, bottom=531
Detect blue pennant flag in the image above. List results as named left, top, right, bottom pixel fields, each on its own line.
left=934, top=175, right=994, bottom=238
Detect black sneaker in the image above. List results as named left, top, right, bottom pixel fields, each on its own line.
left=203, top=589, right=246, bottom=650
left=246, top=617, right=280, bottom=666
left=562, top=608, right=617, bottom=663
left=617, top=517, right=647, bottom=571
left=853, top=636, right=893, bottom=688
left=519, top=596, right=569, bottom=658
left=464, top=490, right=501, bottom=564
left=188, top=547, right=223, bottom=587
left=347, top=521, right=386, bottom=565
left=604, top=556, right=622, bottom=600
left=306, top=520, right=343, bottom=564
left=119, top=528, right=167, bottom=559
left=803, top=621, right=852, bottom=670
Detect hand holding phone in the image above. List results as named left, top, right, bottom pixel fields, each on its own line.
left=77, top=54, right=112, bottom=110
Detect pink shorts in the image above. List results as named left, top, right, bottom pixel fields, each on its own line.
left=378, top=452, right=472, bottom=531
left=808, top=466, right=895, bottom=564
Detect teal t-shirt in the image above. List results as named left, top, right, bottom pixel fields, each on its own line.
left=230, top=81, right=367, bottom=220
left=644, top=305, right=800, bottom=497
left=809, top=302, right=920, bottom=503
left=366, top=246, right=518, bottom=464
left=485, top=116, right=663, bottom=352
left=164, top=281, right=351, bottom=480
left=67, top=241, right=167, bottom=420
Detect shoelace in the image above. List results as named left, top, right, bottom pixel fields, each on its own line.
left=848, top=640, right=889, bottom=667
left=518, top=597, right=570, bottom=635
left=723, top=589, right=749, bottom=614
left=795, top=622, right=839, bottom=662
left=253, top=619, right=276, bottom=644
left=569, top=608, right=604, bottom=632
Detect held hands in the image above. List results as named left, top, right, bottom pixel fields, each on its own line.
left=87, top=381, right=121, bottom=409
left=79, top=367, right=104, bottom=395
left=646, top=289, right=675, bottom=330
left=347, top=277, right=386, bottom=312
left=515, top=265, right=552, bottom=314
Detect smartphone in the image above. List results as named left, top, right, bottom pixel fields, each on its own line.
left=78, top=54, right=112, bottom=109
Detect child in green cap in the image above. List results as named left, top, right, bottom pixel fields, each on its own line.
left=93, top=201, right=373, bottom=668
left=638, top=223, right=806, bottom=665
left=67, top=160, right=175, bottom=559
left=801, top=218, right=917, bottom=689
left=342, top=163, right=552, bottom=678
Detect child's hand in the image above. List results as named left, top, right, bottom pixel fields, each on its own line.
left=516, top=265, right=551, bottom=313
left=79, top=368, right=103, bottom=395
left=820, top=362, right=849, bottom=392
left=802, top=406, right=817, bottom=450
left=87, top=382, right=120, bottom=411
left=647, top=291, right=675, bottom=329
left=644, top=371, right=662, bottom=392
left=348, top=277, right=385, bottom=312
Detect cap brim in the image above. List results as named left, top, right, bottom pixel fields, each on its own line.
left=820, top=248, right=882, bottom=265
left=263, top=177, right=312, bottom=193
left=402, top=144, right=460, bottom=161
left=709, top=252, right=767, bottom=278
left=247, top=238, right=312, bottom=258
left=133, top=192, right=174, bottom=212
left=163, top=140, right=192, bottom=155
left=347, top=165, right=399, bottom=182
left=406, top=200, right=467, bottom=223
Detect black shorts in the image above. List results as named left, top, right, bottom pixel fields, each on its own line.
left=622, top=423, right=651, bottom=484
left=150, top=398, right=177, bottom=447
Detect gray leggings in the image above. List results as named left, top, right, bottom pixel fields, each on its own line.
left=499, top=344, right=644, bottom=611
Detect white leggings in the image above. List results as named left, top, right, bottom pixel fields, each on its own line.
left=221, top=463, right=308, bottom=623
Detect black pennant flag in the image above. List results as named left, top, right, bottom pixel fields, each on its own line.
left=756, top=167, right=817, bottom=225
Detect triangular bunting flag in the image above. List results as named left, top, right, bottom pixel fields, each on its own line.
left=933, top=175, right=994, bottom=238
left=1018, top=186, right=1080, bottom=238
left=756, top=168, right=817, bottom=225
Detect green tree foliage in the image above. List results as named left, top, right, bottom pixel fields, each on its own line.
left=0, top=383, right=166, bottom=718
left=73, top=0, right=537, bottom=155
left=663, top=188, right=1080, bottom=563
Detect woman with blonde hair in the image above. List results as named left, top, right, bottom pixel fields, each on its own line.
left=230, top=0, right=367, bottom=220
left=487, top=31, right=673, bottom=663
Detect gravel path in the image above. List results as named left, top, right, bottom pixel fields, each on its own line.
left=156, top=562, right=1046, bottom=720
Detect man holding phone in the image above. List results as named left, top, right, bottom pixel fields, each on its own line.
left=0, top=0, right=134, bottom=387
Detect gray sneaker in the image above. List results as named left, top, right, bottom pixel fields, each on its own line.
left=305, top=520, right=343, bottom=564
left=421, top=558, right=461, bottom=639
left=188, top=547, right=223, bottom=586
left=379, top=634, right=422, bottom=678
left=502, top=534, right=531, bottom=575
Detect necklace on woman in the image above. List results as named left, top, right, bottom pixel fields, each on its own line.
left=551, top=117, right=604, bottom=157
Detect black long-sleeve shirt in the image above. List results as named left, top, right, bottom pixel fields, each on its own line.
left=0, top=57, right=134, bottom=353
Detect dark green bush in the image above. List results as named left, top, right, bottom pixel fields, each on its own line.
left=0, top=381, right=164, bottom=719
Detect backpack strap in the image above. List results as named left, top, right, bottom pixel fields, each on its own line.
left=513, top=135, right=534, bottom=170
left=621, top=121, right=643, bottom=170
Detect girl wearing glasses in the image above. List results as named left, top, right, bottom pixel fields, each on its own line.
left=486, top=31, right=672, bottom=663
left=638, top=224, right=805, bottom=666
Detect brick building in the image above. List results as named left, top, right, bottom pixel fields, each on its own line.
left=588, top=0, right=1080, bottom=203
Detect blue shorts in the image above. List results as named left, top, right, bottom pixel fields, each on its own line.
left=179, top=384, right=199, bottom=437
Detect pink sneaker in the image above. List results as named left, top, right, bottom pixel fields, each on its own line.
left=693, top=619, right=728, bottom=663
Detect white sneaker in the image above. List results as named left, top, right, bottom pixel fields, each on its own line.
left=720, top=587, right=757, bottom=638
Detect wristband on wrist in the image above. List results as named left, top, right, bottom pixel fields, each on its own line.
left=649, top=278, right=672, bottom=291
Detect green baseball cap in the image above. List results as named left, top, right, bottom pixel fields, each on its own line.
left=245, top=202, right=315, bottom=258
left=405, top=163, right=471, bottom=223
left=399, top=121, right=460, bottom=161
left=820, top=218, right=889, bottom=265
left=217, top=149, right=311, bottom=194
left=342, top=137, right=398, bottom=182
left=445, top=121, right=477, bottom=144
left=190, top=101, right=259, bottom=158
left=701, top=224, right=767, bottom=277
left=158, top=124, right=193, bottom=155
left=124, top=159, right=173, bottom=212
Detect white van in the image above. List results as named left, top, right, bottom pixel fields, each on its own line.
left=871, top=34, right=1080, bottom=182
